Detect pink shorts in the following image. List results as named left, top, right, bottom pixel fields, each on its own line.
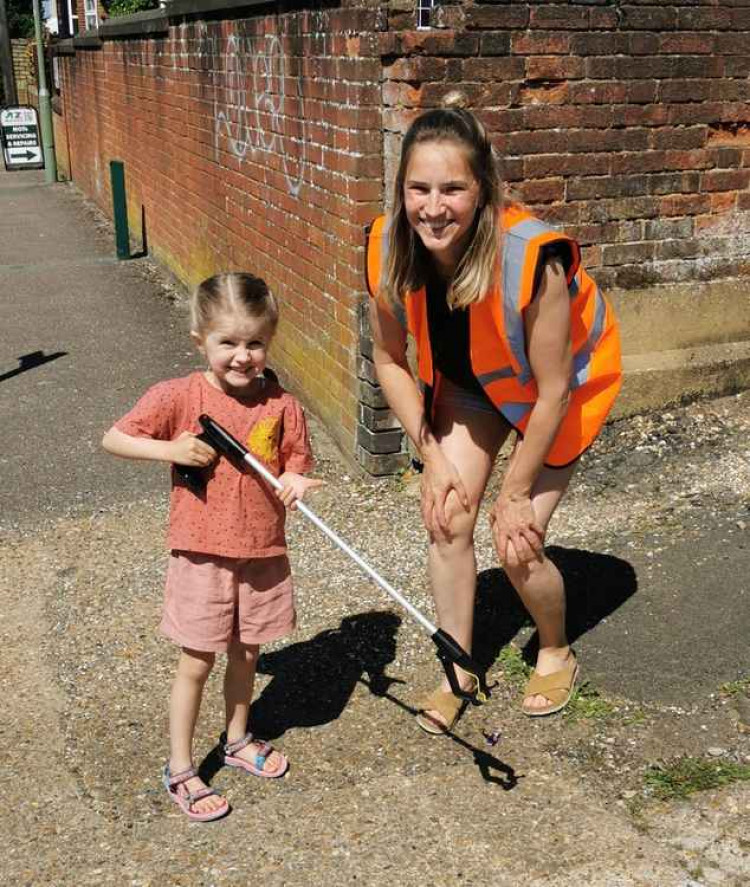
left=160, top=551, right=296, bottom=652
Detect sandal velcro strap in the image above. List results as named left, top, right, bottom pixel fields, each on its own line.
left=254, top=741, right=271, bottom=761
left=184, top=786, right=216, bottom=804
left=223, top=731, right=255, bottom=757
left=166, top=765, right=198, bottom=787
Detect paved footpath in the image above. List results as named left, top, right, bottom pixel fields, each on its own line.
left=1, top=168, right=748, bottom=886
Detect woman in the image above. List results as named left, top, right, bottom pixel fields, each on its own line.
left=367, top=96, right=622, bottom=734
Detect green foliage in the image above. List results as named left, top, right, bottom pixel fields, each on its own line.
left=7, top=0, right=34, bottom=39
left=563, top=681, right=617, bottom=722
left=644, top=756, right=750, bottom=801
left=719, top=677, right=750, bottom=698
left=105, top=0, right=159, bottom=18
left=496, top=643, right=532, bottom=688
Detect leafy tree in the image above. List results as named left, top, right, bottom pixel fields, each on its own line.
left=7, top=0, right=34, bottom=39
left=105, top=0, right=159, bottom=17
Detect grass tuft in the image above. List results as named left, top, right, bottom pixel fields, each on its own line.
left=719, top=677, right=750, bottom=698
left=644, top=756, right=750, bottom=801
left=563, top=681, right=617, bottom=721
left=496, top=643, right=532, bottom=688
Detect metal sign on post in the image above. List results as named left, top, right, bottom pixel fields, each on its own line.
left=1, top=106, right=44, bottom=171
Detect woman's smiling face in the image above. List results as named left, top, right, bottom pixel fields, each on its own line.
left=403, top=139, right=482, bottom=276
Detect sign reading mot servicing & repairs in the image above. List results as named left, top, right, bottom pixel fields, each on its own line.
left=1, top=106, right=44, bottom=171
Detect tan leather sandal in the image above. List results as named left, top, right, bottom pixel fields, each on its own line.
left=416, top=676, right=477, bottom=735
left=521, top=655, right=579, bottom=717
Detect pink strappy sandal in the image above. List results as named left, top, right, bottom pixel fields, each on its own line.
left=162, top=764, right=229, bottom=821
left=220, top=731, right=289, bottom=779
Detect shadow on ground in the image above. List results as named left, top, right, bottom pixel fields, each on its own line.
left=251, top=610, right=403, bottom=738
left=474, top=545, right=638, bottom=668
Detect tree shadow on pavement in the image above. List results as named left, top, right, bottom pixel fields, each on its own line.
left=474, top=546, right=638, bottom=669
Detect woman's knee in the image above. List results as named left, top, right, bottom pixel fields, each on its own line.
left=430, top=494, right=479, bottom=547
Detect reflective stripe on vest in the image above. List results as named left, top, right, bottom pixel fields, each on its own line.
left=365, top=208, right=622, bottom=466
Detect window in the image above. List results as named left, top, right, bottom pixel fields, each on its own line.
left=417, top=0, right=436, bottom=30
left=84, top=0, right=98, bottom=31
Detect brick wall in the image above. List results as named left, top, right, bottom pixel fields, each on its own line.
left=382, top=1, right=750, bottom=291
left=58, top=8, right=384, bottom=464
left=12, top=39, right=34, bottom=106
left=56, top=1, right=750, bottom=474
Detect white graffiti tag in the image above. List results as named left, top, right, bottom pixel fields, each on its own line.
left=214, top=33, right=306, bottom=198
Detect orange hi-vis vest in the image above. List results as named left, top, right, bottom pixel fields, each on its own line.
left=366, top=206, right=623, bottom=467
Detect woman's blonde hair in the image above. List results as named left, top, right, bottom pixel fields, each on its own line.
left=190, top=272, right=279, bottom=334
left=382, top=92, right=505, bottom=310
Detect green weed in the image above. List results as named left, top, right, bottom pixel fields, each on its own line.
left=644, top=756, right=750, bottom=801
left=563, top=682, right=617, bottom=721
left=496, top=643, right=531, bottom=688
left=719, top=677, right=750, bottom=698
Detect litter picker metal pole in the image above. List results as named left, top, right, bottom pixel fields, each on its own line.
left=181, top=414, right=491, bottom=705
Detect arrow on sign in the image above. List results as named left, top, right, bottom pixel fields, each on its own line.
left=8, top=147, right=41, bottom=161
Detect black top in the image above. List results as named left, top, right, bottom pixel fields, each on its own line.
left=425, top=242, right=573, bottom=395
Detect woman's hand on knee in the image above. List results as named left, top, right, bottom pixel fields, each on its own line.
left=489, top=494, right=544, bottom=568
left=420, top=451, right=470, bottom=537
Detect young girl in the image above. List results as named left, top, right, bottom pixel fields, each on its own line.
left=367, top=94, right=622, bottom=734
left=103, top=272, right=321, bottom=820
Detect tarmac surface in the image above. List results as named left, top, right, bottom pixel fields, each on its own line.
left=1, top=167, right=748, bottom=886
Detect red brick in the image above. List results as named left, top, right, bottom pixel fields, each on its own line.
left=526, top=56, right=585, bottom=82
left=701, top=169, right=750, bottom=191
left=516, top=177, right=565, bottom=204
left=619, top=6, right=677, bottom=30
left=462, top=57, right=527, bottom=82
left=659, top=193, right=712, bottom=216
left=530, top=5, right=590, bottom=30
left=464, top=6, right=530, bottom=30
left=660, top=33, right=716, bottom=55
left=512, top=31, right=571, bottom=56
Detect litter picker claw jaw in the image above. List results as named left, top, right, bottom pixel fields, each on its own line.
left=195, top=413, right=491, bottom=707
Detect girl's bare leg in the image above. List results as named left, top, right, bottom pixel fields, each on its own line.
left=500, top=447, right=578, bottom=712
left=424, top=391, right=511, bottom=727
left=169, top=647, right=225, bottom=814
left=224, top=640, right=285, bottom=773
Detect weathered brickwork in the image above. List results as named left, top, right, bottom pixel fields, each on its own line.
left=382, top=1, right=750, bottom=291
left=56, top=1, right=750, bottom=474
left=59, top=9, right=383, bottom=464
left=11, top=39, right=35, bottom=106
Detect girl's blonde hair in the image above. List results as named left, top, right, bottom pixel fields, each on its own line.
left=190, top=272, right=279, bottom=333
left=382, top=92, right=505, bottom=310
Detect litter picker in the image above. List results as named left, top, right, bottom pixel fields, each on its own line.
left=177, top=414, right=491, bottom=706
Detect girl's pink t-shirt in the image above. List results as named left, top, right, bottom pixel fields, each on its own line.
left=115, top=371, right=314, bottom=558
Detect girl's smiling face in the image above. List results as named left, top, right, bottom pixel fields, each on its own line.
left=403, top=140, right=482, bottom=276
left=192, top=309, right=274, bottom=395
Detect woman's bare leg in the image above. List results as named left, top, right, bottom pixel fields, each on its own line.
left=500, top=447, right=578, bottom=712
left=423, top=387, right=511, bottom=726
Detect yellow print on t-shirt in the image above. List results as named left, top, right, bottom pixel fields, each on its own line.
left=247, top=416, right=280, bottom=465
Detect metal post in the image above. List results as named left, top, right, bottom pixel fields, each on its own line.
left=0, top=0, right=17, bottom=106
left=109, top=160, right=131, bottom=260
left=32, top=0, right=57, bottom=182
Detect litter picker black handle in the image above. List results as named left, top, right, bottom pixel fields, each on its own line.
left=173, top=431, right=215, bottom=495
left=432, top=630, right=491, bottom=705
left=197, top=413, right=491, bottom=706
